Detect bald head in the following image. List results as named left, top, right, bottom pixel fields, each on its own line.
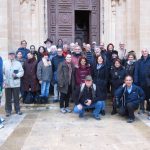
left=142, top=48, right=149, bottom=58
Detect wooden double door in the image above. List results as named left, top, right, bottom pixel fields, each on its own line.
left=47, top=0, right=100, bottom=45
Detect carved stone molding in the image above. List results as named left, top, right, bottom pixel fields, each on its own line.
left=111, top=0, right=125, bottom=15
left=20, top=0, right=36, bottom=13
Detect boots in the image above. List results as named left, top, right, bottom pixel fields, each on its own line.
left=111, top=106, right=117, bottom=115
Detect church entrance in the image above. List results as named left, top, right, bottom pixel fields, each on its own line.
left=75, top=11, right=90, bottom=46
left=47, top=0, right=100, bottom=45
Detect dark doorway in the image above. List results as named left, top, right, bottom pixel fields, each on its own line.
left=75, top=11, right=90, bottom=46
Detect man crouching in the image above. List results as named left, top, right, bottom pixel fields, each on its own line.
left=73, top=75, right=103, bottom=120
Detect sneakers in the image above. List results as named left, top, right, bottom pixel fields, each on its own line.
left=16, top=111, right=23, bottom=115
left=6, top=113, right=11, bottom=117
left=93, top=115, right=101, bottom=120
left=0, top=117, right=5, bottom=123
left=127, top=118, right=135, bottom=123
left=60, top=108, right=67, bottom=114
left=65, top=107, right=72, bottom=113
left=79, top=113, right=84, bottom=118
left=101, top=110, right=105, bottom=116
left=138, top=109, right=145, bottom=114
left=147, top=112, right=150, bottom=120
left=111, top=109, right=117, bottom=115
left=60, top=108, right=72, bottom=113
left=0, top=123, right=4, bottom=129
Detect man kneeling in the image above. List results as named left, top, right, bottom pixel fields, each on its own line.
left=115, top=75, right=145, bottom=123
left=74, top=75, right=103, bottom=120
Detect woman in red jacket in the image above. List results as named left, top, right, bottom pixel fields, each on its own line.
left=75, top=57, right=91, bottom=86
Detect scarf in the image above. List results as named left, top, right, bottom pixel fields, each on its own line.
left=42, top=58, right=51, bottom=67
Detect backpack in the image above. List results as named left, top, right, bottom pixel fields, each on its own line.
left=24, top=92, right=34, bottom=104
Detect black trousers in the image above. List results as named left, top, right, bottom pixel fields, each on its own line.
left=5, top=87, right=20, bottom=114
left=119, top=102, right=139, bottom=119
left=60, top=86, right=71, bottom=108
left=140, top=86, right=150, bottom=111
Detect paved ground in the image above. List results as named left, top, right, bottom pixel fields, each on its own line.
left=0, top=102, right=150, bottom=150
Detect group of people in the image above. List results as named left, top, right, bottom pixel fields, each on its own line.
left=0, top=38, right=150, bottom=128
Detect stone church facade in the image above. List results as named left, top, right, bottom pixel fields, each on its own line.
left=0, top=0, right=150, bottom=58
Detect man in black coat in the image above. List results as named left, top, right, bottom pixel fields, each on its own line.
left=134, top=48, right=150, bottom=116
left=52, top=48, right=65, bottom=102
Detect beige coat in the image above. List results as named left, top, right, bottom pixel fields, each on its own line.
left=3, top=59, right=24, bottom=88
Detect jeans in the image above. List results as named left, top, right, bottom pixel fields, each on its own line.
left=41, top=81, right=50, bottom=97
left=74, top=101, right=103, bottom=117
left=54, top=84, right=59, bottom=100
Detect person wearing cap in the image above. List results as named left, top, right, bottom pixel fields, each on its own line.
left=57, top=54, right=75, bottom=113
left=110, top=59, right=126, bottom=115
left=16, top=40, right=30, bottom=60
left=74, top=75, right=103, bottom=120
left=44, top=38, right=53, bottom=52
left=3, top=51, right=24, bottom=117
left=37, top=52, right=52, bottom=103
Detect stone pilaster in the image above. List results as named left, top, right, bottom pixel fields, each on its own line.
left=0, top=0, right=9, bottom=58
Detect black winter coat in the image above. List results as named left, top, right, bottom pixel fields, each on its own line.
left=110, top=66, right=126, bottom=95
left=125, top=60, right=136, bottom=77
left=134, top=55, right=150, bottom=87
left=93, top=64, right=108, bottom=100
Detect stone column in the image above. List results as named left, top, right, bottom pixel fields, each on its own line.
left=0, top=0, right=8, bottom=58
left=115, top=0, right=126, bottom=50
left=139, top=0, right=150, bottom=53
left=125, top=0, right=139, bottom=54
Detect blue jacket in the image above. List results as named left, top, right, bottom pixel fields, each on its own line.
left=16, top=48, right=30, bottom=60
left=134, top=55, right=150, bottom=87
left=0, top=57, right=3, bottom=87
left=115, top=84, right=145, bottom=105
left=52, top=55, right=65, bottom=72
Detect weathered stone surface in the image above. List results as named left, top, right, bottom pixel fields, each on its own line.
left=0, top=104, right=150, bottom=150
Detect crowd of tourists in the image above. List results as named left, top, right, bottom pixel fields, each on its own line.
left=0, top=38, right=150, bottom=128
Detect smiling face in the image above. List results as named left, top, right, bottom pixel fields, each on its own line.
left=74, top=46, right=81, bottom=54
left=115, top=61, right=121, bottom=68
left=125, top=76, right=133, bottom=87
left=57, top=48, right=63, bottom=56
left=17, top=52, right=23, bottom=59
left=65, top=54, right=72, bottom=63
left=9, top=54, right=15, bottom=60
left=85, top=80, right=93, bottom=87
left=128, top=54, right=134, bottom=61
left=97, top=56, right=103, bottom=64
